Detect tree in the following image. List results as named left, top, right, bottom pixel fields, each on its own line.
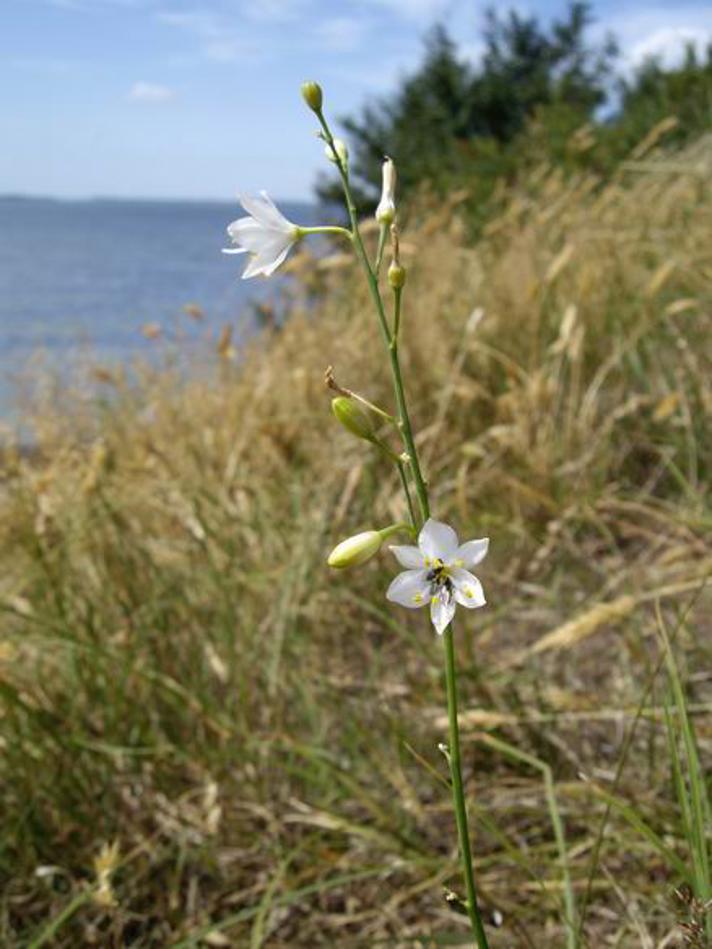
left=316, top=2, right=617, bottom=210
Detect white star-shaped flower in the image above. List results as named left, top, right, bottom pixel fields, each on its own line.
left=386, top=518, right=488, bottom=635
left=223, top=192, right=300, bottom=279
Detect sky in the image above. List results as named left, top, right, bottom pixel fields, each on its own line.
left=2, top=0, right=710, bottom=201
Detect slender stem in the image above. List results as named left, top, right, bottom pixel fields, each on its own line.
left=397, top=460, right=417, bottom=528
left=27, top=890, right=92, bottom=949
left=317, top=106, right=489, bottom=948
left=443, top=626, right=491, bottom=949
left=393, top=286, right=403, bottom=340
left=297, top=225, right=352, bottom=239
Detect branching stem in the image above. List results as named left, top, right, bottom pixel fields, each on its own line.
left=316, top=106, right=491, bottom=949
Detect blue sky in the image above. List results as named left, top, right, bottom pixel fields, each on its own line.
left=2, top=0, right=710, bottom=201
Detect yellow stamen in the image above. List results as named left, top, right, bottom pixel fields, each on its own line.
left=413, top=593, right=423, bottom=604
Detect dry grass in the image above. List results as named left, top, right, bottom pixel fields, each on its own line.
left=0, top=137, right=710, bottom=947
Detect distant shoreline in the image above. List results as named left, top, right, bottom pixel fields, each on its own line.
left=0, top=193, right=315, bottom=208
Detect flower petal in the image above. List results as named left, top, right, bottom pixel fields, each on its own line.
left=449, top=538, right=489, bottom=569
left=418, top=518, right=459, bottom=563
left=239, top=192, right=294, bottom=232
left=259, top=241, right=294, bottom=277
left=227, top=217, right=277, bottom=252
left=430, top=589, right=456, bottom=635
left=389, top=545, right=424, bottom=569
left=449, top=567, right=486, bottom=609
left=386, top=569, right=430, bottom=609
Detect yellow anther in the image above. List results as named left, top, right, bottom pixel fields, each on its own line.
left=413, top=593, right=423, bottom=604
left=465, top=588, right=473, bottom=598
left=431, top=595, right=439, bottom=604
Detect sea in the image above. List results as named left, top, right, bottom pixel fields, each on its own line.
left=0, top=196, right=317, bottom=422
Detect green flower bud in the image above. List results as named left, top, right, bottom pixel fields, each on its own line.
left=301, top=81, right=323, bottom=113
left=327, top=530, right=382, bottom=569
left=331, top=396, right=374, bottom=441
left=388, top=262, right=406, bottom=289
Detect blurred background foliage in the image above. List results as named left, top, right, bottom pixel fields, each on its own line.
left=316, top=1, right=712, bottom=226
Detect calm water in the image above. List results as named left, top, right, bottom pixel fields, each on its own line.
left=0, top=196, right=316, bottom=418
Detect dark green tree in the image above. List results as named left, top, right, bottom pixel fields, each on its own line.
left=316, top=2, right=617, bottom=210
left=611, top=43, right=712, bottom=153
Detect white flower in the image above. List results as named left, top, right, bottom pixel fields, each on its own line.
left=386, top=518, right=488, bottom=635
left=223, top=192, right=300, bottom=280
left=375, top=157, right=396, bottom=225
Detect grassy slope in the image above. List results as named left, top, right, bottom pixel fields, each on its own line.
left=0, top=136, right=710, bottom=948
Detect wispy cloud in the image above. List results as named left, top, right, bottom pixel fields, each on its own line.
left=315, top=16, right=368, bottom=52
left=47, top=0, right=153, bottom=9
left=628, top=25, right=710, bottom=69
left=364, top=0, right=450, bottom=21
left=128, top=80, right=174, bottom=102
left=156, top=9, right=259, bottom=63
left=593, top=5, right=712, bottom=73
left=238, top=0, right=308, bottom=24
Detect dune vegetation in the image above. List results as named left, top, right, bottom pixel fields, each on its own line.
left=0, top=132, right=710, bottom=947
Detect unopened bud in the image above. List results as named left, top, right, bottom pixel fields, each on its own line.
left=331, top=396, right=374, bottom=441
left=327, top=530, right=382, bottom=569
left=325, top=138, right=348, bottom=166
left=375, top=157, right=396, bottom=225
left=388, top=262, right=406, bottom=289
left=301, top=81, right=323, bottom=113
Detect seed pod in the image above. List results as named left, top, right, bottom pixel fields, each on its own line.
left=388, top=262, right=406, bottom=289
left=331, top=396, right=375, bottom=441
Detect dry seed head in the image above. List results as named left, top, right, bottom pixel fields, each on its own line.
left=92, top=840, right=120, bottom=907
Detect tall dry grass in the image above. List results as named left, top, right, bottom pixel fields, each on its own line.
left=0, top=136, right=710, bottom=947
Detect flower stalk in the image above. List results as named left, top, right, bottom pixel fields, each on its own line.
left=224, top=81, right=492, bottom=948
left=310, top=95, right=491, bottom=949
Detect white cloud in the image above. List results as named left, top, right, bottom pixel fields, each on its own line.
left=128, top=81, right=174, bottom=102
left=156, top=9, right=258, bottom=63
left=48, top=0, right=152, bottom=9
left=364, top=0, right=450, bottom=21
left=628, top=26, right=710, bottom=69
left=316, top=17, right=367, bottom=52
left=239, top=0, right=307, bottom=23
left=592, top=6, right=712, bottom=74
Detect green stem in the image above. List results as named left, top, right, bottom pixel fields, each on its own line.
left=296, top=225, right=352, bottom=239
left=316, top=115, right=429, bottom=523
left=443, top=626, right=491, bottom=949
left=27, top=890, right=92, bottom=949
left=393, top=286, right=403, bottom=340
left=316, top=105, right=490, bottom=949
left=397, top=459, right=417, bottom=528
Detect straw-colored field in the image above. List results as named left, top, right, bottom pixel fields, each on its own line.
left=1, top=135, right=710, bottom=947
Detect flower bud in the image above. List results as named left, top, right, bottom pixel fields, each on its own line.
left=375, top=157, right=396, bottom=225
left=331, top=396, right=375, bottom=441
left=388, top=261, right=406, bottom=289
left=327, top=530, right=382, bottom=569
left=325, top=138, right=348, bottom=166
left=301, top=81, right=323, bottom=113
